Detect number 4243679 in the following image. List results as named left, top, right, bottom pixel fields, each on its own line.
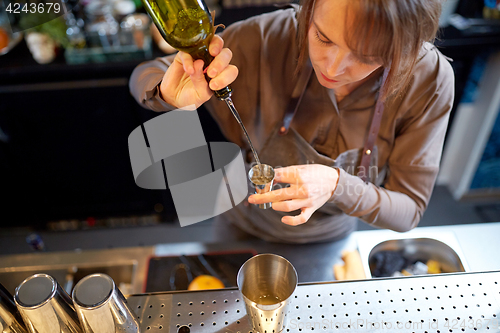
left=444, top=319, right=499, bottom=330
left=5, top=2, right=61, bottom=14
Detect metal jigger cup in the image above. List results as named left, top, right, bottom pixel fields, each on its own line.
left=72, top=273, right=139, bottom=333
left=237, top=254, right=298, bottom=333
left=248, top=164, right=275, bottom=209
left=14, top=274, right=83, bottom=333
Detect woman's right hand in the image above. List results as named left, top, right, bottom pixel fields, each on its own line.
left=159, top=35, right=238, bottom=109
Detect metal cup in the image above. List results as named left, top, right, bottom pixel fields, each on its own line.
left=237, top=254, right=298, bottom=333
left=248, top=164, right=275, bottom=209
left=72, top=273, right=139, bottom=333
left=0, top=283, right=27, bottom=333
left=14, top=274, right=82, bottom=333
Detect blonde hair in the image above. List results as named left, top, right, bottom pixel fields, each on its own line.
left=297, top=0, right=442, bottom=101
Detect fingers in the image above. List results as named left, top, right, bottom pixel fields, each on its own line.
left=274, top=166, right=305, bottom=184
left=248, top=185, right=309, bottom=205
left=161, top=55, right=186, bottom=96
left=272, top=198, right=312, bottom=212
left=281, top=207, right=315, bottom=226
left=209, top=35, right=224, bottom=57
left=206, top=46, right=236, bottom=90
left=209, top=65, right=238, bottom=91
left=189, top=59, right=212, bottom=98
left=248, top=183, right=322, bottom=205
left=176, top=51, right=195, bottom=75
left=274, top=165, right=338, bottom=185
left=175, top=41, right=232, bottom=80
left=166, top=52, right=194, bottom=85
left=206, top=48, right=233, bottom=79
left=176, top=45, right=237, bottom=92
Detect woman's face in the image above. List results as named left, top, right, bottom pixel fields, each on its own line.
left=308, top=0, right=382, bottom=93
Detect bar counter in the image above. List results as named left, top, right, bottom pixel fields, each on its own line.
left=1, top=222, right=499, bottom=293
left=0, top=222, right=499, bottom=332
left=127, top=270, right=500, bottom=332
left=132, top=222, right=500, bottom=332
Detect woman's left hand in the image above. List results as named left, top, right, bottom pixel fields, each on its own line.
left=248, top=165, right=340, bottom=226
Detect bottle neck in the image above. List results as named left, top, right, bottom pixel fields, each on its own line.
left=190, top=42, right=232, bottom=100
left=190, top=44, right=213, bottom=69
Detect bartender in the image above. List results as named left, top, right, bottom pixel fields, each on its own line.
left=129, top=0, right=454, bottom=243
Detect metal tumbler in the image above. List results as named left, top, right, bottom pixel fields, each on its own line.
left=72, top=273, right=139, bottom=333
left=14, top=274, right=82, bottom=333
left=248, top=164, right=275, bottom=209
left=237, top=254, right=298, bottom=333
left=0, top=283, right=27, bottom=333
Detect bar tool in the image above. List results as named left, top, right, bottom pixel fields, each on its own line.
left=14, top=274, right=82, bottom=333
left=248, top=164, right=275, bottom=209
left=237, top=253, right=297, bottom=333
left=0, top=283, right=27, bottom=333
left=72, top=273, right=139, bottom=333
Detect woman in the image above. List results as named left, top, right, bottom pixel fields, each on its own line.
left=129, top=0, right=454, bottom=243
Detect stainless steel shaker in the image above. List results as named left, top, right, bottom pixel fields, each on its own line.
left=237, top=254, right=298, bottom=333
left=72, top=273, right=139, bottom=333
left=14, top=274, right=82, bottom=333
left=0, top=283, right=27, bottom=333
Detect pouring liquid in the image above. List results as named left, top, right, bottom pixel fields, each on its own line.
left=225, top=98, right=264, bottom=173
left=141, top=0, right=264, bottom=173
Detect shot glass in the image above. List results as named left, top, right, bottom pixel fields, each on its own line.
left=14, top=274, right=82, bottom=333
left=72, top=273, right=139, bottom=333
left=248, top=164, right=275, bottom=209
left=237, top=254, right=298, bottom=333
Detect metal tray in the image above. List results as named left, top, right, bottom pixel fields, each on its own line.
left=357, top=230, right=469, bottom=278
left=127, top=270, right=500, bottom=332
left=368, top=237, right=467, bottom=276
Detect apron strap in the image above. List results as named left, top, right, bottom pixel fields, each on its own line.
left=278, top=63, right=389, bottom=183
left=279, top=61, right=313, bottom=135
left=359, top=67, right=390, bottom=183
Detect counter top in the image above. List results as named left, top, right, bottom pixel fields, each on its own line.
left=152, top=222, right=500, bottom=285
left=1, top=222, right=499, bottom=295
left=127, top=270, right=500, bottom=332
left=373, top=222, right=500, bottom=272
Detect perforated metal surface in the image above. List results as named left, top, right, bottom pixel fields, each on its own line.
left=127, top=271, right=500, bottom=332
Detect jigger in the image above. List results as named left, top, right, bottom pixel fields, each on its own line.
left=72, top=273, right=139, bottom=333
left=248, top=164, right=275, bottom=209
left=237, top=254, right=298, bottom=333
left=14, top=274, right=82, bottom=333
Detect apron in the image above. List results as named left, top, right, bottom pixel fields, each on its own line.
left=217, top=62, right=388, bottom=244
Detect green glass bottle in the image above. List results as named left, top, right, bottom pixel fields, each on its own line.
left=142, top=0, right=232, bottom=100
left=142, top=0, right=263, bottom=168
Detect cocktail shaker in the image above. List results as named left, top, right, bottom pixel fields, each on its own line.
left=72, top=273, right=139, bottom=333
left=237, top=254, right=298, bottom=333
left=14, top=274, right=82, bottom=333
left=0, top=283, right=27, bottom=333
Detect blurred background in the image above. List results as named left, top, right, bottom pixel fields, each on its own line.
left=0, top=0, right=500, bottom=254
